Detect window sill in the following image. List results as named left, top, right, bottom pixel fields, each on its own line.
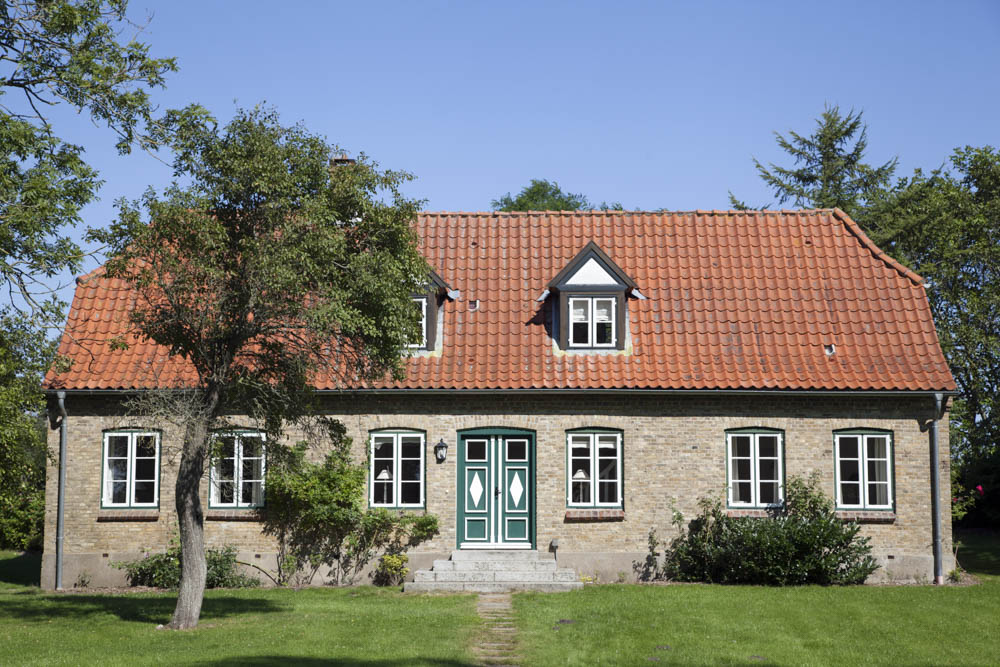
left=97, top=510, right=159, bottom=522
left=205, top=509, right=263, bottom=521
left=725, top=509, right=773, bottom=518
left=836, top=510, right=896, bottom=524
left=564, top=509, right=625, bottom=522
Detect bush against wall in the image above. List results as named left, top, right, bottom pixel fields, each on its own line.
left=262, top=420, right=438, bottom=586
left=114, top=543, right=259, bottom=589
left=648, top=474, right=879, bottom=585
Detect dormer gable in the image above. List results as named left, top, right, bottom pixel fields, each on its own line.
left=542, top=242, right=638, bottom=351
left=548, top=241, right=637, bottom=291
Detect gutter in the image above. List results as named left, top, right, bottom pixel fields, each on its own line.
left=930, top=392, right=945, bottom=585
left=55, top=391, right=67, bottom=591
left=47, top=387, right=960, bottom=398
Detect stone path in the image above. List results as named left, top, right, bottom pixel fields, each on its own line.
left=473, top=593, right=519, bottom=666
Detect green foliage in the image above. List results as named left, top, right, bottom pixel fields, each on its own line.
left=866, top=146, right=1000, bottom=526
left=113, top=543, right=259, bottom=589
left=372, top=553, right=409, bottom=587
left=0, top=312, right=53, bottom=550
left=1, top=0, right=176, bottom=309
left=729, top=105, right=896, bottom=223
left=657, top=475, right=878, bottom=585
left=262, top=420, right=439, bottom=586
left=491, top=178, right=622, bottom=212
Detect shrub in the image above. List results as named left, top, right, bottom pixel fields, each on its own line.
left=372, top=553, right=409, bottom=586
left=262, top=420, right=439, bottom=586
left=659, top=474, right=879, bottom=585
left=114, top=543, right=259, bottom=589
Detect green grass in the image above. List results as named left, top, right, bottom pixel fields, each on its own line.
left=514, top=533, right=1000, bottom=666
left=0, top=551, right=481, bottom=666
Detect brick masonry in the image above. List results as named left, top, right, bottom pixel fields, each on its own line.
left=42, top=392, right=953, bottom=588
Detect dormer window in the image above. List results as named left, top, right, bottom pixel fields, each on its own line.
left=569, top=296, right=616, bottom=347
left=542, top=241, right=640, bottom=351
left=409, top=269, right=458, bottom=352
left=409, top=297, right=428, bottom=349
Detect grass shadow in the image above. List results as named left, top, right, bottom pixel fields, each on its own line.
left=0, top=592, right=286, bottom=625
left=203, top=659, right=477, bottom=666
left=0, top=551, right=41, bottom=587
left=955, top=530, right=1000, bottom=576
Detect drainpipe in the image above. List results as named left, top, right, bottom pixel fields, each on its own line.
left=929, top=392, right=944, bottom=585
left=55, top=391, right=67, bottom=590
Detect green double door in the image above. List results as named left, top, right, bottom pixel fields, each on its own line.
left=456, top=428, right=535, bottom=549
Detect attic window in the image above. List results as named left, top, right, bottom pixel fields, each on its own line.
left=546, top=241, right=637, bottom=352
left=408, top=268, right=457, bottom=352
left=409, top=297, right=427, bottom=348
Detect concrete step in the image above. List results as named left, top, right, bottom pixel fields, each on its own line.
left=405, top=581, right=583, bottom=593
left=414, top=568, right=577, bottom=583
left=432, top=559, right=559, bottom=572
left=450, top=549, right=550, bottom=562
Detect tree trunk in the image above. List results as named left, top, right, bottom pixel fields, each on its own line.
left=169, top=387, right=219, bottom=629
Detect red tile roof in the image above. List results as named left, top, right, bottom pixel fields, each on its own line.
left=46, top=209, right=955, bottom=392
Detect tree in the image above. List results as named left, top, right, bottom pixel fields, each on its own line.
left=0, top=1, right=174, bottom=552
left=1, top=0, right=176, bottom=311
left=728, top=105, right=896, bottom=222
left=866, top=146, right=1000, bottom=525
left=492, top=178, right=623, bottom=211
left=91, top=106, right=431, bottom=629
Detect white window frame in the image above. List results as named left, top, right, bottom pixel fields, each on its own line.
left=568, top=296, right=616, bottom=348
left=210, top=432, right=266, bottom=509
left=566, top=431, right=623, bottom=508
left=726, top=431, right=784, bottom=509
left=408, top=297, right=428, bottom=348
left=102, top=430, right=160, bottom=508
left=369, top=430, right=426, bottom=509
left=835, top=432, right=894, bottom=510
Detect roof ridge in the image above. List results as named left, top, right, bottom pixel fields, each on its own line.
left=829, top=208, right=924, bottom=286
left=418, top=208, right=843, bottom=216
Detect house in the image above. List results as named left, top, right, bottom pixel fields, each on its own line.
left=42, top=209, right=956, bottom=590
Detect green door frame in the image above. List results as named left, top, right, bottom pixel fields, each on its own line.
left=456, top=427, right=536, bottom=549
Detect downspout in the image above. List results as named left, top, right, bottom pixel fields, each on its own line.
left=929, top=392, right=944, bottom=585
left=55, top=391, right=67, bottom=590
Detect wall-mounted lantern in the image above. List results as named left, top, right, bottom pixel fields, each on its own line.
left=434, top=439, right=448, bottom=463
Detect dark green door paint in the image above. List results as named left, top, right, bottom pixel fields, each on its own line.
left=456, top=428, right=535, bottom=549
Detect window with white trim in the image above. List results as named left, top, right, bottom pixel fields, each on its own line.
left=370, top=431, right=425, bottom=508
left=567, top=431, right=622, bottom=507
left=409, top=297, right=427, bottom=348
left=835, top=431, right=893, bottom=510
left=210, top=432, right=265, bottom=508
left=102, top=430, right=160, bottom=508
left=727, top=430, right=784, bottom=508
left=568, top=296, right=616, bottom=347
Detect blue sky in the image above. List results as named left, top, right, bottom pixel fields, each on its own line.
left=33, top=0, right=1000, bottom=302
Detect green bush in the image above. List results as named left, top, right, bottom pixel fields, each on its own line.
left=660, top=474, right=879, bottom=585
left=0, top=487, right=43, bottom=551
left=113, top=543, right=259, bottom=589
left=372, top=553, right=409, bottom=587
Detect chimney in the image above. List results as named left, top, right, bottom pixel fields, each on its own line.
left=331, top=151, right=356, bottom=167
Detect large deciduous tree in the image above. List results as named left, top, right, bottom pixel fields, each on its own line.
left=92, top=106, right=430, bottom=629
left=728, top=105, right=896, bottom=223
left=492, top=178, right=622, bottom=212
left=866, top=146, right=1000, bottom=525
left=0, top=1, right=174, bottom=550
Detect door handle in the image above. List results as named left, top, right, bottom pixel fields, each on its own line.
left=494, top=486, right=501, bottom=497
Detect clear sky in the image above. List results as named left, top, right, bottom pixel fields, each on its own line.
left=35, top=0, right=1000, bottom=303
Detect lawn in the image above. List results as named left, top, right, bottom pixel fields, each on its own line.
left=0, top=551, right=481, bottom=666
left=513, top=532, right=1000, bottom=665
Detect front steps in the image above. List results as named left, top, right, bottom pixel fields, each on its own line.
left=404, top=550, right=583, bottom=593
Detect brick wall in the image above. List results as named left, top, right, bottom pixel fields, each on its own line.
left=42, top=392, right=952, bottom=588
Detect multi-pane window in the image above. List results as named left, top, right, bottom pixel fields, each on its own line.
left=408, top=297, right=427, bottom=348
left=568, top=296, right=616, bottom=347
left=370, top=431, right=425, bottom=508
left=727, top=430, right=784, bottom=508
left=210, top=432, right=265, bottom=508
left=835, top=431, right=893, bottom=509
left=102, top=431, right=159, bottom=508
left=567, top=431, right=622, bottom=507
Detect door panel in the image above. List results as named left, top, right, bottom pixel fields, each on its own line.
left=457, top=430, right=535, bottom=549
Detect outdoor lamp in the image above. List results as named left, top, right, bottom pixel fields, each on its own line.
left=434, top=439, right=448, bottom=463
